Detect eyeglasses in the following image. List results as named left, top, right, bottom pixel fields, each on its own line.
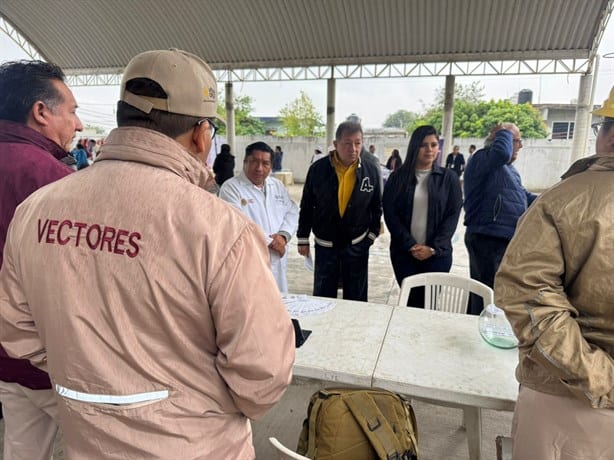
left=592, top=121, right=609, bottom=137
left=513, top=138, right=523, bottom=145
left=196, top=118, right=218, bottom=139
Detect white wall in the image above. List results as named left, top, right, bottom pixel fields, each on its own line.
left=231, top=135, right=589, bottom=191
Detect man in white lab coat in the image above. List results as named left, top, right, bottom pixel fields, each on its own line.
left=219, top=141, right=299, bottom=293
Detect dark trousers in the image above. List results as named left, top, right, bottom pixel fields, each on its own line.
left=314, top=238, right=371, bottom=301
left=390, top=249, right=453, bottom=308
left=465, top=232, right=509, bottom=315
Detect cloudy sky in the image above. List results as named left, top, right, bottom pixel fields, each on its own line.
left=2, top=17, right=614, bottom=132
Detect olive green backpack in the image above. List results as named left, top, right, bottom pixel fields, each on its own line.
left=297, top=388, right=419, bottom=460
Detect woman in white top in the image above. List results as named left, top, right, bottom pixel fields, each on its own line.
left=382, top=125, right=463, bottom=308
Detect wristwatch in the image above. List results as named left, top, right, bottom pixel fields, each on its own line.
left=430, top=247, right=436, bottom=256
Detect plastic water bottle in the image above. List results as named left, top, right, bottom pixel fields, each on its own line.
left=478, top=304, right=519, bottom=349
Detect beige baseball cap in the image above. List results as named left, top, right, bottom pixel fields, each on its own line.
left=120, top=48, right=222, bottom=122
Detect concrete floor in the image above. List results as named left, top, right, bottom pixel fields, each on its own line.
left=0, top=183, right=512, bottom=459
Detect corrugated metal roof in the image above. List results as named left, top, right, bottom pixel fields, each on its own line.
left=1, top=0, right=612, bottom=74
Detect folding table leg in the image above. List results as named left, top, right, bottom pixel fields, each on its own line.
left=463, top=406, right=482, bottom=460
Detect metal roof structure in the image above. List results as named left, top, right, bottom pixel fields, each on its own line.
left=1, top=0, right=613, bottom=86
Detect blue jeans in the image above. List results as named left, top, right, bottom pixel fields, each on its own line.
left=314, top=238, right=372, bottom=301
left=465, top=232, right=509, bottom=315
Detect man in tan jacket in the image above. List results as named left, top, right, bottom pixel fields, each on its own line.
left=495, top=88, right=614, bottom=459
left=0, top=49, right=295, bottom=459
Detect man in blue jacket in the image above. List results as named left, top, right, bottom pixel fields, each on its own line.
left=463, top=123, right=536, bottom=315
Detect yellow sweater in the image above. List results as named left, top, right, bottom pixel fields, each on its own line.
left=332, top=153, right=357, bottom=217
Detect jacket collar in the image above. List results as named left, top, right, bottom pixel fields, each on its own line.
left=237, top=170, right=270, bottom=189
left=431, top=163, right=445, bottom=175
left=561, top=152, right=614, bottom=179
left=327, top=150, right=364, bottom=169
left=95, top=127, right=212, bottom=189
left=0, top=119, right=68, bottom=160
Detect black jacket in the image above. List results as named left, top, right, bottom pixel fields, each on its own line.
left=297, top=151, right=382, bottom=248
left=382, top=164, right=462, bottom=258
left=213, top=152, right=235, bottom=185
left=445, top=153, right=465, bottom=176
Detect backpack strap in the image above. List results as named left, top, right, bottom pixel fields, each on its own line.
left=306, top=394, right=326, bottom=458
left=400, top=396, right=419, bottom=458
left=343, top=392, right=405, bottom=460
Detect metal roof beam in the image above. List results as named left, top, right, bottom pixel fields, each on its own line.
left=65, top=58, right=593, bottom=87
left=0, top=17, right=42, bottom=60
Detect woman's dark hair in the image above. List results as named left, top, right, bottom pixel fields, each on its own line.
left=398, top=125, right=439, bottom=186
left=391, top=149, right=400, bottom=158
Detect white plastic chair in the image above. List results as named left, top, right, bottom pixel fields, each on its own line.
left=269, top=437, right=310, bottom=460
left=397, top=272, right=494, bottom=313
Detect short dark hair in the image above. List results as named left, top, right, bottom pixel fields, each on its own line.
left=245, top=141, right=273, bottom=160
left=0, top=60, right=65, bottom=123
left=220, top=143, right=231, bottom=154
left=335, top=121, right=363, bottom=140
left=116, top=78, right=201, bottom=138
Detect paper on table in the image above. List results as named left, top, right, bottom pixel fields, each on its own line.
left=282, top=294, right=335, bottom=317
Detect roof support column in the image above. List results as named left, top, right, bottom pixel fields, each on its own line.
left=326, top=76, right=336, bottom=150
left=572, top=59, right=598, bottom=161
left=441, top=75, right=455, bottom=165
left=225, top=82, right=235, bottom=152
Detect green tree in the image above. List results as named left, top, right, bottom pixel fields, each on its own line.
left=414, top=83, right=548, bottom=138
left=383, top=109, right=417, bottom=131
left=216, top=94, right=265, bottom=136
left=278, top=91, right=324, bottom=137
left=85, top=124, right=106, bottom=135
left=432, top=81, right=485, bottom=106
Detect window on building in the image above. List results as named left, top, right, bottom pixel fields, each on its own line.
left=551, top=122, right=574, bottom=140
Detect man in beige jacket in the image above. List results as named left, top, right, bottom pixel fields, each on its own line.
left=495, top=88, right=614, bottom=459
left=0, top=49, right=295, bottom=459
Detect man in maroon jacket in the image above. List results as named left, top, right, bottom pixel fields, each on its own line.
left=0, top=60, right=83, bottom=459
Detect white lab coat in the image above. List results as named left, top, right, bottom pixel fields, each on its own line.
left=219, top=172, right=299, bottom=293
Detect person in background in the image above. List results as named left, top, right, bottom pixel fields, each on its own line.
left=0, top=49, right=294, bottom=459
left=272, top=145, right=283, bottom=172
left=466, top=144, right=477, bottom=163
left=219, top=141, right=299, bottom=293
left=0, top=59, right=82, bottom=460
left=71, top=142, right=90, bottom=170
left=494, top=88, right=614, bottom=460
left=311, top=145, right=326, bottom=163
left=212, top=143, right=235, bottom=186
left=445, top=145, right=465, bottom=177
left=385, top=148, right=403, bottom=172
left=368, top=144, right=381, bottom=163
left=297, top=121, right=381, bottom=301
left=87, top=138, right=97, bottom=160
left=463, top=123, right=536, bottom=315
left=383, top=126, right=462, bottom=308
